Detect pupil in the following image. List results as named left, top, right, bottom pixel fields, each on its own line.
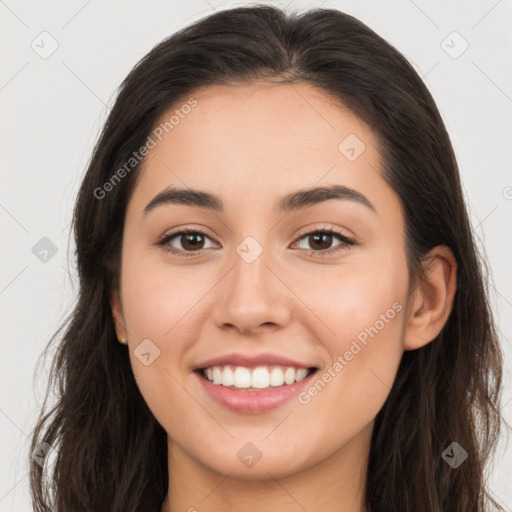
left=311, top=233, right=331, bottom=250
left=183, top=233, right=203, bottom=250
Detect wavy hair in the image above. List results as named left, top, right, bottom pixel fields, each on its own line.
left=29, top=5, right=506, bottom=511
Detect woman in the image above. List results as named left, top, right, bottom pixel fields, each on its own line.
left=29, top=5, right=505, bottom=511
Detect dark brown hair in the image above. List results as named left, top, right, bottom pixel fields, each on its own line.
left=29, top=5, right=506, bottom=511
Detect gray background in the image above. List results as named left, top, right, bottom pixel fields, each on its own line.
left=1, top=0, right=511, bottom=510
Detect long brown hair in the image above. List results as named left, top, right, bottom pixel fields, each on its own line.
left=29, top=5, right=506, bottom=511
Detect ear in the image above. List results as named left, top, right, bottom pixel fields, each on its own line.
left=111, top=288, right=128, bottom=342
left=404, top=245, right=457, bottom=351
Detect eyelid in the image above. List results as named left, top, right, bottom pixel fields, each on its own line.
left=156, top=223, right=212, bottom=238
left=157, top=223, right=354, bottom=242
left=294, top=223, right=355, bottom=241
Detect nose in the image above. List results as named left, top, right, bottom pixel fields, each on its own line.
left=212, top=243, right=292, bottom=335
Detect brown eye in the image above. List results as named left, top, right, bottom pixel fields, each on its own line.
left=156, top=227, right=355, bottom=258
left=179, top=232, right=206, bottom=251
left=156, top=229, right=216, bottom=256
left=293, top=228, right=355, bottom=256
left=308, top=232, right=335, bottom=251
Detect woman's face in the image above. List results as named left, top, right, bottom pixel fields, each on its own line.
left=112, top=82, right=410, bottom=479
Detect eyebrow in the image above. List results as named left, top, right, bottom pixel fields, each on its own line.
left=143, top=184, right=377, bottom=216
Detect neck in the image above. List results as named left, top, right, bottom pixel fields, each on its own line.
left=161, top=422, right=373, bottom=512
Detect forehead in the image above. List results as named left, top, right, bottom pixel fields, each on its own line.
left=129, top=81, right=399, bottom=221
left=155, top=81, right=374, bottom=162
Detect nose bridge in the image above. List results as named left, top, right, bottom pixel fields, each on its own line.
left=212, top=232, right=291, bottom=332
left=232, top=234, right=271, bottom=295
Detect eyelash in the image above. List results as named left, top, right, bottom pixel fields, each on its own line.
left=155, top=226, right=356, bottom=258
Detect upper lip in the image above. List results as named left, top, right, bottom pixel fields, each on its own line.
left=192, top=352, right=318, bottom=370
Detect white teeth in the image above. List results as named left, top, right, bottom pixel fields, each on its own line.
left=295, top=368, right=309, bottom=382
left=251, top=366, right=270, bottom=389
left=233, top=367, right=251, bottom=388
left=269, top=367, right=284, bottom=386
left=284, top=367, right=295, bottom=385
left=212, top=367, right=222, bottom=385
left=221, top=366, right=234, bottom=386
left=202, top=365, right=313, bottom=389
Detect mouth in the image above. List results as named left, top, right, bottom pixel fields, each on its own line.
left=195, top=365, right=318, bottom=391
left=194, top=364, right=319, bottom=414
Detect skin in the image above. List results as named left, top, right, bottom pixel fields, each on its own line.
left=111, top=81, right=457, bottom=512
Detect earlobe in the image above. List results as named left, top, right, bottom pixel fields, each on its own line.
left=110, top=289, right=128, bottom=343
left=404, top=245, right=457, bottom=351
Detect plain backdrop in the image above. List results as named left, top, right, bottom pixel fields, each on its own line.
left=1, top=0, right=511, bottom=510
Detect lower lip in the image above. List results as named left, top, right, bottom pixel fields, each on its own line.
left=195, top=370, right=317, bottom=414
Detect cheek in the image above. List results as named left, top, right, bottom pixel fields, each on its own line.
left=291, top=258, right=406, bottom=426
left=117, top=262, right=188, bottom=412
left=122, top=280, right=196, bottom=441
left=120, top=254, right=210, bottom=343
left=293, top=255, right=406, bottom=351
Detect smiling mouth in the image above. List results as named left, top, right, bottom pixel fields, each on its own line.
left=195, top=365, right=318, bottom=391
